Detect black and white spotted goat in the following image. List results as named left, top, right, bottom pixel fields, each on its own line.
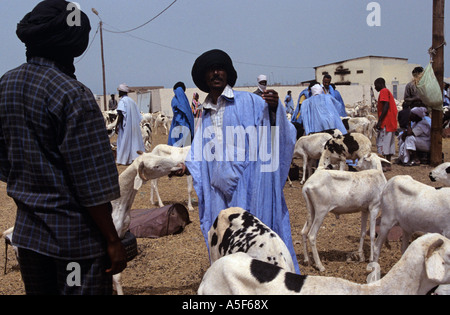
left=429, top=162, right=450, bottom=187
left=198, top=233, right=450, bottom=295
left=208, top=207, right=295, bottom=273
left=318, top=132, right=372, bottom=171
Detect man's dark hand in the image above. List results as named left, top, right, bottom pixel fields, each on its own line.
left=262, top=89, right=279, bottom=109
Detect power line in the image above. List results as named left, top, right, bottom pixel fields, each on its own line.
left=103, top=0, right=178, bottom=34
left=75, top=23, right=100, bottom=64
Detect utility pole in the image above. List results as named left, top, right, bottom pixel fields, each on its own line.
left=430, top=0, right=445, bottom=166
left=92, top=8, right=107, bottom=111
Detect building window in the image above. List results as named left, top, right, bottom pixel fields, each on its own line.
left=357, top=70, right=364, bottom=74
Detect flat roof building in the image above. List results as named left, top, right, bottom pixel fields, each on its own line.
left=315, top=55, right=421, bottom=86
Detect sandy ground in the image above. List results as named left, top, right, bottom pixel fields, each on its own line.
left=1, top=130, right=449, bottom=295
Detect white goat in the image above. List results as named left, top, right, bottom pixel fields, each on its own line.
left=318, top=133, right=372, bottom=171
left=373, top=175, right=450, bottom=263
left=301, top=153, right=389, bottom=271
left=149, top=144, right=194, bottom=211
left=429, top=162, right=450, bottom=187
left=153, top=113, right=171, bottom=135
left=111, top=151, right=182, bottom=295
left=198, top=233, right=450, bottom=295
left=292, top=133, right=333, bottom=185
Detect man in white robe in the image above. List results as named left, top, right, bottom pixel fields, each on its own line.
left=115, top=84, right=145, bottom=165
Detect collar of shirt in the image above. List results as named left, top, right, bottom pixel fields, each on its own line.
left=27, top=57, right=59, bottom=70
left=202, top=85, right=234, bottom=112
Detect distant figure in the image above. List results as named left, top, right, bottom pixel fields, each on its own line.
left=444, top=83, right=449, bottom=107
left=300, top=84, right=348, bottom=135
left=254, top=74, right=267, bottom=97
left=167, top=82, right=195, bottom=147
left=291, top=81, right=315, bottom=125
left=284, top=90, right=294, bottom=115
left=397, top=107, right=430, bottom=166
left=108, top=94, right=118, bottom=110
left=191, top=92, right=202, bottom=119
left=115, top=83, right=145, bottom=165
left=400, top=67, right=425, bottom=128
left=375, top=78, right=398, bottom=171
left=322, top=75, right=346, bottom=117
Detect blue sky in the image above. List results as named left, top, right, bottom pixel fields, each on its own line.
left=1, top=0, right=449, bottom=94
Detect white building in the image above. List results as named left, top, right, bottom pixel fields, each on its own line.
left=315, top=55, right=421, bottom=86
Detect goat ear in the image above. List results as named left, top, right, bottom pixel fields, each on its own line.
left=425, top=239, right=446, bottom=283
left=134, top=175, right=144, bottom=190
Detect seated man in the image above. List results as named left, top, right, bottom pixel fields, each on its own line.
left=397, top=107, right=431, bottom=166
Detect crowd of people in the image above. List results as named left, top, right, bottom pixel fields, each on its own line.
left=0, top=0, right=447, bottom=295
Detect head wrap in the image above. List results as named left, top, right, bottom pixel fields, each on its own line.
left=173, top=81, right=186, bottom=91
left=311, top=84, right=323, bottom=96
left=411, top=106, right=427, bottom=118
left=257, top=74, right=267, bottom=92
left=118, top=83, right=130, bottom=93
left=257, top=75, right=267, bottom=83
left=16, top=0, right=91, bottom=78
left=191, top=49, right=238, bottom=93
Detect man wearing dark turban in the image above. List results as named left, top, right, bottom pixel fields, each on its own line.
left=0, top=0, right=126, bottom=295
left=186, top=49, right=301, bottom=274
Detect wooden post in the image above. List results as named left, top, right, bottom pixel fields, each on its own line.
left=100, top=21, right=107, bottom=112
left=430, top=0, right=445, bottom=166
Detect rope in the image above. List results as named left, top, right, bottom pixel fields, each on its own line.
left=429, top=40, right=447, bottom=63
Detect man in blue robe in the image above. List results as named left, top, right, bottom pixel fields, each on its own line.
left=185, top=49, right=300, bottom=273
left=284, top=90, right=294, bottom=115
left=168, top=82, right=195, bottom=147
left=291, top=82, right=316, bottom=125
left=300, top=84, right=348, bottom=135
left=322, top=75, right=347, bottom=117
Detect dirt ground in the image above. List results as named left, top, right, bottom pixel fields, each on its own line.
left=1, top=129, right=449, bottom=295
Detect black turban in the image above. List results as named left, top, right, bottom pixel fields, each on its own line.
left=191, top=49, right=238, bottom=93
left=16, top=0, right=91, bottom=78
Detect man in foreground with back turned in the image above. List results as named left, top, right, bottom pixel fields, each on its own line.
left=0, top=0, right=126, bottom=295
left=185, top=49, right=300, bottom=274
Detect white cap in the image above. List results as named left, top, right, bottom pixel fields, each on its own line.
left=117, top=83, right=130, bottom=93
left=311, top=84, right=323, bottom=96
left=257, top=75, right=267, bottom=83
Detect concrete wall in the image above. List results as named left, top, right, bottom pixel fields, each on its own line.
left=96, top=83, right=407, bottom=115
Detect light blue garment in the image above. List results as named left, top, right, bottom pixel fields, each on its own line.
left=327, top=85, right=347, bottom=117
left=168, top=87, right=196, bottom=147
left=116, top=96, right=145, bottom=165
left=300, top=94, right=348, bottom=135
left=185, top=90, right=300, bottom=274
left=291, top=88, right=311, bottom=124
left=284, top=94, right=294, bottom=114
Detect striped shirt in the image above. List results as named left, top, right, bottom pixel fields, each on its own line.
left=202, top=85, right=234, bottom=142
left=0, top=57, right=120, bottom=259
